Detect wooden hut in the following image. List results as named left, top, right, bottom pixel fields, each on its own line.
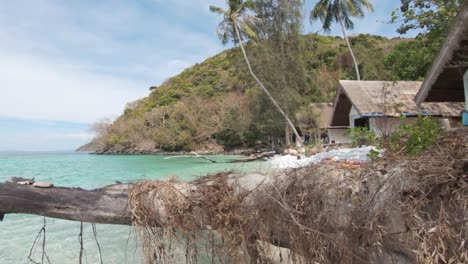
left=328, top=80, right=464, bottom=143
left=414, top=2, right=468, bottom=125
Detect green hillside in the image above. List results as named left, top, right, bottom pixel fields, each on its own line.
left=85, top=33, right=420, bottom=154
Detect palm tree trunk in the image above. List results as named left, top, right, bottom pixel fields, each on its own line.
left=338, top=13, right=361, bottom=81
left=233, top=23, right=304, bottom=148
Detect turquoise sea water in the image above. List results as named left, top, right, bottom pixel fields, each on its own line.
left=0, top=152, right=270, bottom=264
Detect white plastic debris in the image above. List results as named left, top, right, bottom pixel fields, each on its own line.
left=269, top=146, right=380, bottom=169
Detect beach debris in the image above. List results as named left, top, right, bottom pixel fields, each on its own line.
left=269, top=146, right=379, bottom=169
left=164, top=151, right=217, bottom=163
left=32, top=182, right=54, bottom=188
left=229, top=151, right=276, bottom=163
left=17, top=181, right=34, bottom=185
left=6, top=176, right=35, bottom=184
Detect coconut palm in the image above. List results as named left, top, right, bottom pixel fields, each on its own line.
left=310, top=0, right=374, bottom=80
left=210, top=0, right=304, bottom=148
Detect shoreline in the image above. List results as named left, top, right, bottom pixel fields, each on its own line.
left=79, top=148, right=276, bottom=156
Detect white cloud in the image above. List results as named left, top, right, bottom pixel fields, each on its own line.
left=0, top=0, right=409, bottom=128
left=0, top=0, right=226, bottom=125
left=0, top=52, right=149, bottom=123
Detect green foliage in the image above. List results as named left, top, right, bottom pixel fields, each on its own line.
left=384, top=39, right=434, bottom=80
left=391, top=0, right=461, bottom=39
left=215, top=129, right=244, bottom=148
left=310, top=0, right=374, bottom=80
left=215, top=104, right=256, bottom=149
left=153, top=128, right=192, bottom=152
left=310, top=0, right=374, bottom=32
left=92, top=33, right=417, bottom=152
left=349, top=127, right=377, bottom=147
left=123, top=107, right=133, bottom=116
left=248, top=0, right=311, bottom=137
left=368, top=148, right=380, bottom=161
left=350, top=115, right=442, bottom=158
left=388, top=116, right=442, bottom=156
left=88, top=0, right=459, bottom=153
left=385, top=0, right=463, bottom=81
left=107, top=133, right=129, bottom=148
left=210, top=0, right=257, bottom=45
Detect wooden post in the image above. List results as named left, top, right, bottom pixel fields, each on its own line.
left=463, top=70, right=468, bottom=126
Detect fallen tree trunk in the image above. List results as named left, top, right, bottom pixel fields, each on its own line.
left=229, top=151, right=276, bottom=163
left=0, top=183, right=132, bottom=225
left=0, top=172, right=282, bottom=228
left=163, top=151, right=217, bottom=163
left=0, top=172, right=278, bottom=228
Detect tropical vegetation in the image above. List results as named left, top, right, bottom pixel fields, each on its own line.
left=82, top=0, right=462, bottom=153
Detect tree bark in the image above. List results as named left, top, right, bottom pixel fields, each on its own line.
left=338, top=13, right=361, bottom=81
left=229, top=151, right=276, bottom=163
left=0, top=171, right=279, bottom=226
left=0, top=183, right=132, bottom=225
left=0, top=173, right=290, bottom=246
left=232, top=21, right=304, bottom=148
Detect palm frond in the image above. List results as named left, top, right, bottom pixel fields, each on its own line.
left=361, top=0, right=374, bottom=12
left=343, top=14, right=355, bottom=30
left=240, top=22, right=257, bottom=39
left=322, top=3, right=335, bottom=32
left=209, top=5, right=225, bottom=15
left=210, top=0, right=259, bottom=45
left=345, top=0, right=359, bottom=16
left=310, top=0, right=329, bottom=20
left=310, top=0, right=374, bottom=31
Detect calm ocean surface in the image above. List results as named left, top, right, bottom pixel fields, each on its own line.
left=0, top=152, right=270, bottom=263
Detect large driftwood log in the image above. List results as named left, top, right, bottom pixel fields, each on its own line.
left=163, top=151, right=217, bottom=163
left=0, top=183, right=132, bottom=225
left=229, top=151, right=276, bottom=163
left=0, top=172, right=274, bottom=226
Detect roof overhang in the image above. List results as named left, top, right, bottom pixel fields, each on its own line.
left=330, top=83, right=355, bottom=127
left=415, top=3, right=468, bottom=104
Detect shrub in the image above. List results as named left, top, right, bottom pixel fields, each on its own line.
left=215, top=129, right=243, bottom=149
left=388, top=115, right=442, bottom=156
left=107, top=133, right=129, bottom=148
left=367, top=148, right=380, bottom=161
left=349, top=127, right=377, bottom=147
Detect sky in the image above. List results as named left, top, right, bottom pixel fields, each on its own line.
left=0, top=0, right=414, bottom=151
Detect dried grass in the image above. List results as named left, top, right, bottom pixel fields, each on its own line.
left=129, top=130, right=467, bottom=263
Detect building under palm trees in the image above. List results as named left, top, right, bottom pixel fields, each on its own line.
left=324, top=2, right=468, bottom=143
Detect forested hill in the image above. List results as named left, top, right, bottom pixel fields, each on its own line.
left=82, top=33, right=424, bottom=154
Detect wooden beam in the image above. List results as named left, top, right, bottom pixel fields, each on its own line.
left=464, top=69, right=468, bottom=111
left=444, top=64, right=468, bottom=69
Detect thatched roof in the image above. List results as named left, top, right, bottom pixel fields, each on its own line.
left=309, top=103, right=333, bottom=129
left=331, top=81, right=465, bottom=127
left=414, top=3, right=468, bottom=104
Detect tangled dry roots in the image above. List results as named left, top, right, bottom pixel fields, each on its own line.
left=129, top=130, right=467, bottom=264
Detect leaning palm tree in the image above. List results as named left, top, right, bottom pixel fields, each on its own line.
left=311, top=0, right=374, bottom=80
left=210, top=0, right=304, bottom=148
